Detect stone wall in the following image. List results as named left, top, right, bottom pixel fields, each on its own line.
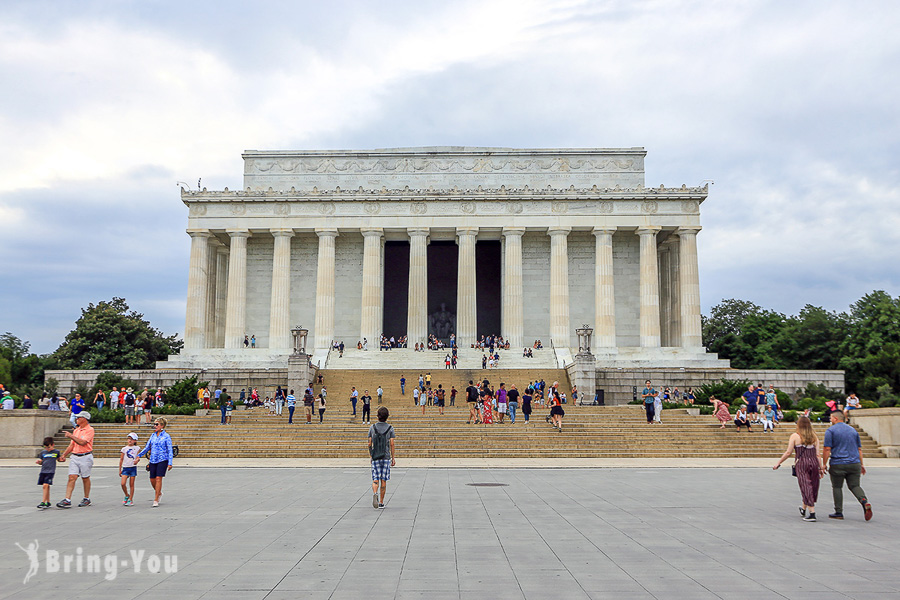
left=0, top=411, right=71, bottom=458
left=594, top=368, right=844, bottom=405
left=246, top=235, right=275, bottom=347
left=46, top=369, right=290, bottom=399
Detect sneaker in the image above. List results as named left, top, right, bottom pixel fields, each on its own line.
left=378, top=503, right=385, bottom=509
left=56, top=499, right=72, bottom=509
left=802, top=513, right=817, bottom=522
left=78, top=498, right=91, bottom=507
left=37, top=502, right=49, bottom=509
left=373, top=493, right=379, bottom=509
left=124, top=500, right=133, bottom=507
left=864, top=502, right=873, bottom=521
left=123, top=495, right=129, bottom=503
left=828, top=512, right=844, bottom=520
left=152, top=501, right=159, bottom=508
left=799, top=507, right=806, bottom=517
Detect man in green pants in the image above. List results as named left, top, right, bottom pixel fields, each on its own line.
left=823, top=411, right=873, bottom=521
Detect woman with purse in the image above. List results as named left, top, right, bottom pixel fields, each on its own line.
left=773, top=415, right=824, bottom=522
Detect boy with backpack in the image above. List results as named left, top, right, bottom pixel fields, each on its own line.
left=368, top=407, right=396, bottom=509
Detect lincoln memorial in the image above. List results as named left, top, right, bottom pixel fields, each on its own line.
left=161, top=146, right=729, bottom=371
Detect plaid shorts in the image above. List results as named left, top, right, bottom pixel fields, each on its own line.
left=371, top=459, right=391, bottom=481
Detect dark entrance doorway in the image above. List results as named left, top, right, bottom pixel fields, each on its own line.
left=476, top=240, right=501, bottom=338
left=383, top=241, right=409, bottom=339
left=427, top=241, right=458, bottom=343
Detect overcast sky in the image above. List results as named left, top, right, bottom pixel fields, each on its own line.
left=1, top=0, right=898, bottom=354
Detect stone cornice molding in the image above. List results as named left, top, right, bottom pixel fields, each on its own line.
left=186, top=228, right=213, bottom=238
left=182, top=183, right=708, bottom=203
left=456, top=227, right=479, bottom=237
left=314, top=228, right=339, bottom=238
left=225, top=228, right=251, bottom=238
left=407, top=227, right=430, bottom=237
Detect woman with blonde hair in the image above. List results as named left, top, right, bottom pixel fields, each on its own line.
left=773, top=415, right=825, bottom=521
left=137, top=417, right=174, bottom=508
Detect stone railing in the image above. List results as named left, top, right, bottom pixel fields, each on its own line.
left=850, top=408, right=900, bottom=458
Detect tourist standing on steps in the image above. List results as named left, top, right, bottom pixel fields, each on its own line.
left=400, top=375, right=406, bottom=395
left=412, top=386, right=420, bottom=408
left=350, top=386, right=359, bottom=416
left=521, top=387, right=532, bottom=424
left=361, top=390, right=372, bottom=424
left=641, top=380, right=657, bottom=424
left=274, top=386, right=284, bottom=416
left=56, top=412, right=95, bottom=508
left=466, top=380, right=479, bottom=424
left=507, top=384, right=519, bottom=424
left=496, top=383, right=507, bottom=423
left=823, top=411, right=873, bottom=521
left=318, top=393, right=327, bottom=423
left=450, top=385, right=457, bottom=407
left=286, top=389, right=296, bottom=424
left=138, top=418, right=174, bottom=508
left=304, top=388, right=314, bottom=424
left=436, top=385, right=445, bottom=415
left=219, top=388, right=230, bottom=424
left=653, top=388, right=663, bottom=424
left=774, top=416, right=824, bottom=522
left=376, top=385, right=383, bottom=405
left=368, top=406, right=395, bottom=509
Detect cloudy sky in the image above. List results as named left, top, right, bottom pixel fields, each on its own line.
left=1, top=0, right=898, bottom=354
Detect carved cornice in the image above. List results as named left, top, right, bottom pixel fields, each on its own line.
left=182, top=183, right=709, bottom=203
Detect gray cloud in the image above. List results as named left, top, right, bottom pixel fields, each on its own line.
left=1, top=0, right=898, bottom=353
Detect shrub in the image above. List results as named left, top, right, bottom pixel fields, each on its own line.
left=166, top=376, right=210, bottom=406
left=860, top=400, right=878, bottom=409
left=797, top=397, right=828, bottom=412
left=798, top=382, right=843, bottom=403
left=86, top=407, right=125, bottom=423
left=44, top=377, right=59, bottom=394
left=781, top=410, right=798, bottom=422
left=875, top=384, right=899, bottom=408
left=156, top=403, right=202, bottom=415
left=695, top=379, right=753, bottom=405
left=88, top=371, right=138, bottom=400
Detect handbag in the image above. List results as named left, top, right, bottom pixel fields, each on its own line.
left=791, top=464, right=797, bottom=477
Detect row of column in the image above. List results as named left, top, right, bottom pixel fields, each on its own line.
left=183, top=225, right=704, bottom=352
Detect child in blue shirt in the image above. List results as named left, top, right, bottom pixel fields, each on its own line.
left=36, top=437, right=63, bottom=509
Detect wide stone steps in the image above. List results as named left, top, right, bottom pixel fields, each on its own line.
left=64, top=406, right=885, bottom=459
left=325, top=348, right=558, bottom=370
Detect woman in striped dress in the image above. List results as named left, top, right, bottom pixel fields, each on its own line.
left=773, top=416, right=824, bottom=521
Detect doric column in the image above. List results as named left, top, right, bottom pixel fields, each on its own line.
left=268, top=228, right=295, bottom=350
left=204, top=238, right=220, bottom=348
left=637, top=226, right=662, bottom=348
left=548, top=226, right=571, bottom=349
left=314, top=229, right=339, bottom=350
left=224, top=229, right=251, bottom=349
left=184, top=229, right=212, bottom=350
left=407, top=228, right=429, bottom=347
left=678, top=226, right=703, bottom=349
left=592, top=227, right=617, bottom=349
left=360, top=228, right=384, bottom=346
left=456, top=227, right=478, bottom=346
left=502, top=227, right=525, bottom=348
left=214, top=245, right=228, bottom=348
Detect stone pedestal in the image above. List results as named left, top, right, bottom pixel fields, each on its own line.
left=287, top=353, right=312, bottom=398
left=573, top=353, right=597, bottom=406
left=0, top=411, right=71, bottom=458
left=851, top=408, right=900, bottom=458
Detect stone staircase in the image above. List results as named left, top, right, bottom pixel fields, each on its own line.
left=62, top=402, right=886, bottom=460
left=325, top=347, right=559, bottom=370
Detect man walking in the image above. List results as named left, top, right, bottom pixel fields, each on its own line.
left=400, top=375, right=406, bottom=395
left=466, top=380, right=479, bottom=424
left=368, top=407, right=395, bottom=509
left=642, top=380, right=658, bottom=424
left=219, top=388, right=230, bottom=424
left=57, top=412, right=95, bottom=508
left=507, top=384, right=519, bottom=424
left=823, top=411, right=873, bottom=521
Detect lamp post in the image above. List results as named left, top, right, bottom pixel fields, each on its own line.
left=576, top=324, right=593, bottom=355
left=291, top=325, right=309, bottom=356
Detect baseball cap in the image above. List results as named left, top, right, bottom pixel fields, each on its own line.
left=127, top=432, right=139, bottom=440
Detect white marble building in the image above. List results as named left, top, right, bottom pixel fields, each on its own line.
left=161, top=147, right=728, bottom=369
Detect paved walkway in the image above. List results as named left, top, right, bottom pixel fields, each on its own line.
left=1, top=466, right=898, bottom=599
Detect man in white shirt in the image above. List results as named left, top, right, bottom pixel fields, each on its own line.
left=109, top=387, right=120, bottom=410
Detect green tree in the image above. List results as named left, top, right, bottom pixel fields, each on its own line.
left=765, top=305, right=849, bottom=370
left=52, top=298, right=183, bottom=370
left=839, top=291, right=900, bottom=397
left=702, top=299, right=786, bottom=368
